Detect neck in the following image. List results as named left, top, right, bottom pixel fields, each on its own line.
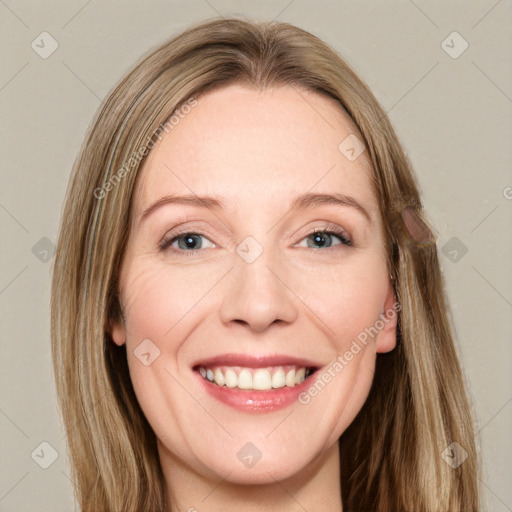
left=159, top=440, right=343, bottom=512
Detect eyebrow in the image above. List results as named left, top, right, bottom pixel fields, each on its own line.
left=139, top=192, right=371, bottom=224
left=140, top=194, right=223, bottom=224
left=291, top=192, right=371, bottom=222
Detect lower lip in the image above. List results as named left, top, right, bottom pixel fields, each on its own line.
left=196, top=371, right=317, bottom=412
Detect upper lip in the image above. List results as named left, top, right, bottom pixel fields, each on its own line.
left=192, top=353, right=322, bottom=369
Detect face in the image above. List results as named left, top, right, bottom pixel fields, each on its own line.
left=110, top=84, right=397, bottom=487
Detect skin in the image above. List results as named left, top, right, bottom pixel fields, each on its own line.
left=110, top=84, right=397, bottom=512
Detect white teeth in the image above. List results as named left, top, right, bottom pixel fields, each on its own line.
left=253, top=369, right=272, bottom=391
left=294, top=367, right=306, bottom=385
left=285, top=369, right=296, bottom=387
left=198, top=365, right=311, bottom=390
left=225, top=368, right=238, bottom=388
left=238, top=369, right=253, bottom=389
left=213, top=368, right=225, bottom=386
left=271, top=368, right=286, bottom=389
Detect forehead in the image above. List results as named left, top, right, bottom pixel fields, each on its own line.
left=133, top=84, right=377, bottom=220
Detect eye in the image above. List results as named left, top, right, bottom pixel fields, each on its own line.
left=297, top=228, right=352, bottom=249
left=159, top=232, right=216, bottom=253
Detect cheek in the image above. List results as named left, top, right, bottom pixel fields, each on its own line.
left=292, top=251, right=388, bottom=349
left=280, top=253, right=387, bottom=437
left=120, top=256, right=225, bottom=344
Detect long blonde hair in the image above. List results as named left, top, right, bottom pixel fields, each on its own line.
left=51, top=17, right=480, bottom=511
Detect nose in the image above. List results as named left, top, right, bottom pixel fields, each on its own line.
left=219, top=248, right=298, bottom=333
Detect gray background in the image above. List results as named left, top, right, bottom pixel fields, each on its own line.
left=1, top=1, right=511, bottom=511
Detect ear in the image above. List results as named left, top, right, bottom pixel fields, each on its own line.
left=376, top=280, right=398, bottom=354
left=109, top=317, right=126, bottom=347
left=108, top=300, right=126, bottom=347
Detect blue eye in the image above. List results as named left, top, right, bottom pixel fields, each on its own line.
left=159, top=232, right=215, bottom=253
left=159, top=227, right=352, bottom=256
left=299, top=229, right=352, bottom=249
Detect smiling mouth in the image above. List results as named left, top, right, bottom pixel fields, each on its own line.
left=195, top=365, right=317, bottom=391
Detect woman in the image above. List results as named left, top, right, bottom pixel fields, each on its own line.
left=51, top=18, right=480, bottom=511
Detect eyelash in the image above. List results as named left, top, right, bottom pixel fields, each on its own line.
left=158, top=224, right=353, bottom=256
